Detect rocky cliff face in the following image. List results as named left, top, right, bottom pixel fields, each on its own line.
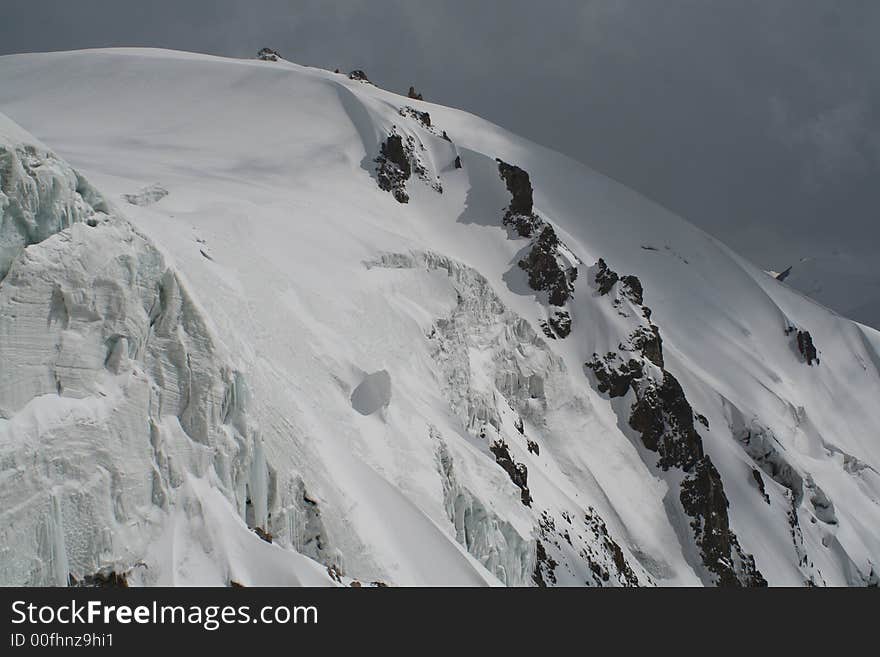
left=586, top=259, right=766, bottom=586
left=375, top=134, right=413, bottom=203
left=497, top=159, right=542, bottom=238
left=494, top=160, right=579, bottom=339
left=518, top=225, right=575, bottom=308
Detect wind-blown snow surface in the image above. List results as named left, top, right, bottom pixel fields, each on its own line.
left=0, top=49, right=878, bottom=586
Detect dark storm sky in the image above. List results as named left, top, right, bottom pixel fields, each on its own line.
left=2, top=0, right=878, bottom=271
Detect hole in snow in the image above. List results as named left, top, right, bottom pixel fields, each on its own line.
left=350, top=370, right=391, bottom=415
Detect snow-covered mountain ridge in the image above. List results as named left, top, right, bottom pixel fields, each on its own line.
left=0, top=48, right=877, bottom=586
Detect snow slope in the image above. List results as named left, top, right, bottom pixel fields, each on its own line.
left=0, top=48, right=878, bottom=586
left=768, top=254, right=880, bottom=331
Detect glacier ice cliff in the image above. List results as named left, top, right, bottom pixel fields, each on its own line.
left=0, top=120, right=334, bottom=586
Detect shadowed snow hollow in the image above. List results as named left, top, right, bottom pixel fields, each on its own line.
left=350, top=370, right=392, bottom=416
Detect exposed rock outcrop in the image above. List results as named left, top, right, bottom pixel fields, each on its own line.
left=496, top=159, right=543, bottom=237
left=490, top=439, right=532, bottom=506
left=398, top=106, right=432, bottom=129
left=374, top=130, right=443, bottom=203
left=546, top=310, right=571, bottom=339
left=594, top=258, right=619, bottom=296
left=622, top=325, right=664, bottom=368
left=585, top=258, right=766, bottom=587
left=679, top=457, right=766, bottom=587
left=594, top=259, right=646, bottom=309
left=348, top=69, right=372, bottom=84
left=581, top=508, right=641, bottom=587
left=532, top=539, right=557, bottom=586
left=69, top=569, right=129, bottom=587
left=495, top=162, right=580, bottom=338
left=629, top=372, right=705, bottom=471
left=785, top=325, right=819, bottom=365
left=397, top=106, right=453, bottom=143
left=518, top=225, right=576, bottom=308
left=586, top=353, right=645, bottom=399
left=631, top=373, right=765, bottom=586
left=256, top=48, right=281, bottom=62
left=375, top=134, right=412, bottom=203
left=534, top=506, right=645, bottom=587
left=797, top=330, right=818, bottom=365
left=752, top=468, right=770, bottom=504
left=253, top=527, right=273, bottom=543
